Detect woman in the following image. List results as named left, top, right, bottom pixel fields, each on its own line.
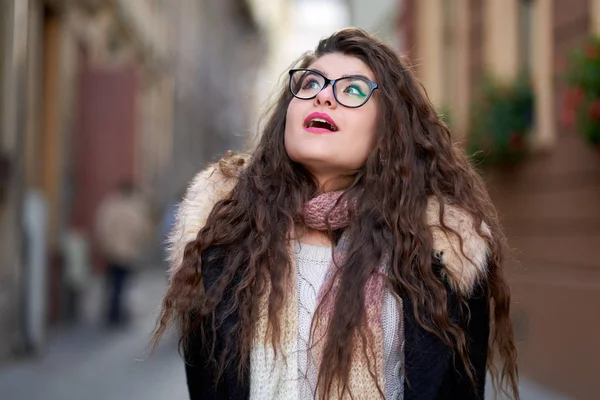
left=153, top=28, right=519, bottom=400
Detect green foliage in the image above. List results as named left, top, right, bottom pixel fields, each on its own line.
left=563, top=36, right=600, bottom=146
left=467, top=72, right=535, bottom=165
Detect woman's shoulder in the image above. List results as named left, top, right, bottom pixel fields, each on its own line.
left=167, top=153, right=250, bottom=277
left=426, top=197, right=491, bottom=296
left=167, top=153, right=490, bottom=296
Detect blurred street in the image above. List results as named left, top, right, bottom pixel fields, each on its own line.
left=0, top=267, right=189, bottom=400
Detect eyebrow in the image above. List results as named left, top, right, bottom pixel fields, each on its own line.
left=310, top=68, right=374, bottom=82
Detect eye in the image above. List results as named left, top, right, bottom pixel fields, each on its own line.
left=343, top=82, right=367, bottom=97
left=301, top=77, right=321, bottom=90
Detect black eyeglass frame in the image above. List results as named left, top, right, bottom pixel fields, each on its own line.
left=288, top=68, right=379, bottom=109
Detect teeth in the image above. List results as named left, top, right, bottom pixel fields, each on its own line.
left=307, top=118, right=337, bottom=131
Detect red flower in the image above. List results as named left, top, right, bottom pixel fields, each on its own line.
left=588, top=99, right=600, bottom=122
left=565, top=86, right=585, bottom=109
left=508, top=132, right=525, bottom=151
left=585, top=43, right=600, bottom=60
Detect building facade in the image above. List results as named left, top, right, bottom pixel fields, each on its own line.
left=345, top=0, right=402, bottom=50
left=0, top=0, right=268, bottom=360
left=164, top=0, right=264, bottom=203
left=400, top=1, right=600, bottom=398
left=0, top=0, right=173, bottom=358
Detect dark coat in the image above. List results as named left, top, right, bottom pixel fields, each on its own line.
left=183, top=247, right=489, bottom=400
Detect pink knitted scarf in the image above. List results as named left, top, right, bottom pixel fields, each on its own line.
left=303, top=190, right=350, bottom=230
left=301, top=191, right=387, bottom=398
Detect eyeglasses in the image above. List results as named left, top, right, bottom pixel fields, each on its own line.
left=288, top=68, right=378, bottom=108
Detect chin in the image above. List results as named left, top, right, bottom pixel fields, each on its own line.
left=288, top=148, right=333, bottom=166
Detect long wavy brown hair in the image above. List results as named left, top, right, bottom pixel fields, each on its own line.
left=152, top=28, right=519, bottom=399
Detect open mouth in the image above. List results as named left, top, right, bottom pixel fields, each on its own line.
left=304, top=114, right=338, bottom=132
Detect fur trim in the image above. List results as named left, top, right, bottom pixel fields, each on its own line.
left=167, top=153, right=249, bottom=275
left=426, top=198, right=491, bottom=295
left=168, top=158, right=490, bottom=294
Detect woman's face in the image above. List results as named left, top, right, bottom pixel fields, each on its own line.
left=284, top=53, right=378, bottom=189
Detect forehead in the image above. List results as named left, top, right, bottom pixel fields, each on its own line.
left=308, top=53, right=375, bottom=81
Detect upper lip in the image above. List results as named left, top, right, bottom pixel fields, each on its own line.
left=304, top=112, right=338, bottom=131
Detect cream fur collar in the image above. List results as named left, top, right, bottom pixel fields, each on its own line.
left=167, top=156, right=490, bottom=295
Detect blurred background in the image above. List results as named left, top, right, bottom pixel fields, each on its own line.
left=0, top=0, right=598, bottom=399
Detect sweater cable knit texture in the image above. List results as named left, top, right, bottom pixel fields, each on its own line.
left=294, top=242, right=403, bottom=399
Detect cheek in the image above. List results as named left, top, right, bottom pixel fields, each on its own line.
left=351, top=109, right=378, bottom=152
left=365, top=115, right=378, bottom=145
left=284, top=102, right=300, bottom=153
left=286, top=98, right=303, bottom=125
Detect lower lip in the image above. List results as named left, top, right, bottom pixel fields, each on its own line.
left=304, top=127, right=337, bottom=134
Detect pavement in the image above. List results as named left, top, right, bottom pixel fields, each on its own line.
left=487, top=376, right=573, bottom=400
left=0, top=266, right=573, bottom=400
left=0, top=267, right=189, bottom=400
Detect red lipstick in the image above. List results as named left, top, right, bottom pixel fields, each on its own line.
left=303, top=112, right=338, bottom=134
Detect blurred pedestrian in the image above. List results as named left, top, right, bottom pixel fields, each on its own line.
left=153, top=29, right=519, bottom=400
left=95, top=180, right=150, bottom=327
left=62, top=227, right=90, bottom=323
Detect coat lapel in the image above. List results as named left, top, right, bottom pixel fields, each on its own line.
left=402, top=294, right=452, bottom=400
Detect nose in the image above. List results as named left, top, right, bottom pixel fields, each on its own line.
left=313, top=84, right=337, bottom=108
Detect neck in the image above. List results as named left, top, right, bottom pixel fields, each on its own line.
left=315, top=175, right=353, bottom=192
left=294, top=225, right=333, bottom=247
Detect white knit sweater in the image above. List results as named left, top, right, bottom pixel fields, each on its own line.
left=294, top=242, right=404, bottom=399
